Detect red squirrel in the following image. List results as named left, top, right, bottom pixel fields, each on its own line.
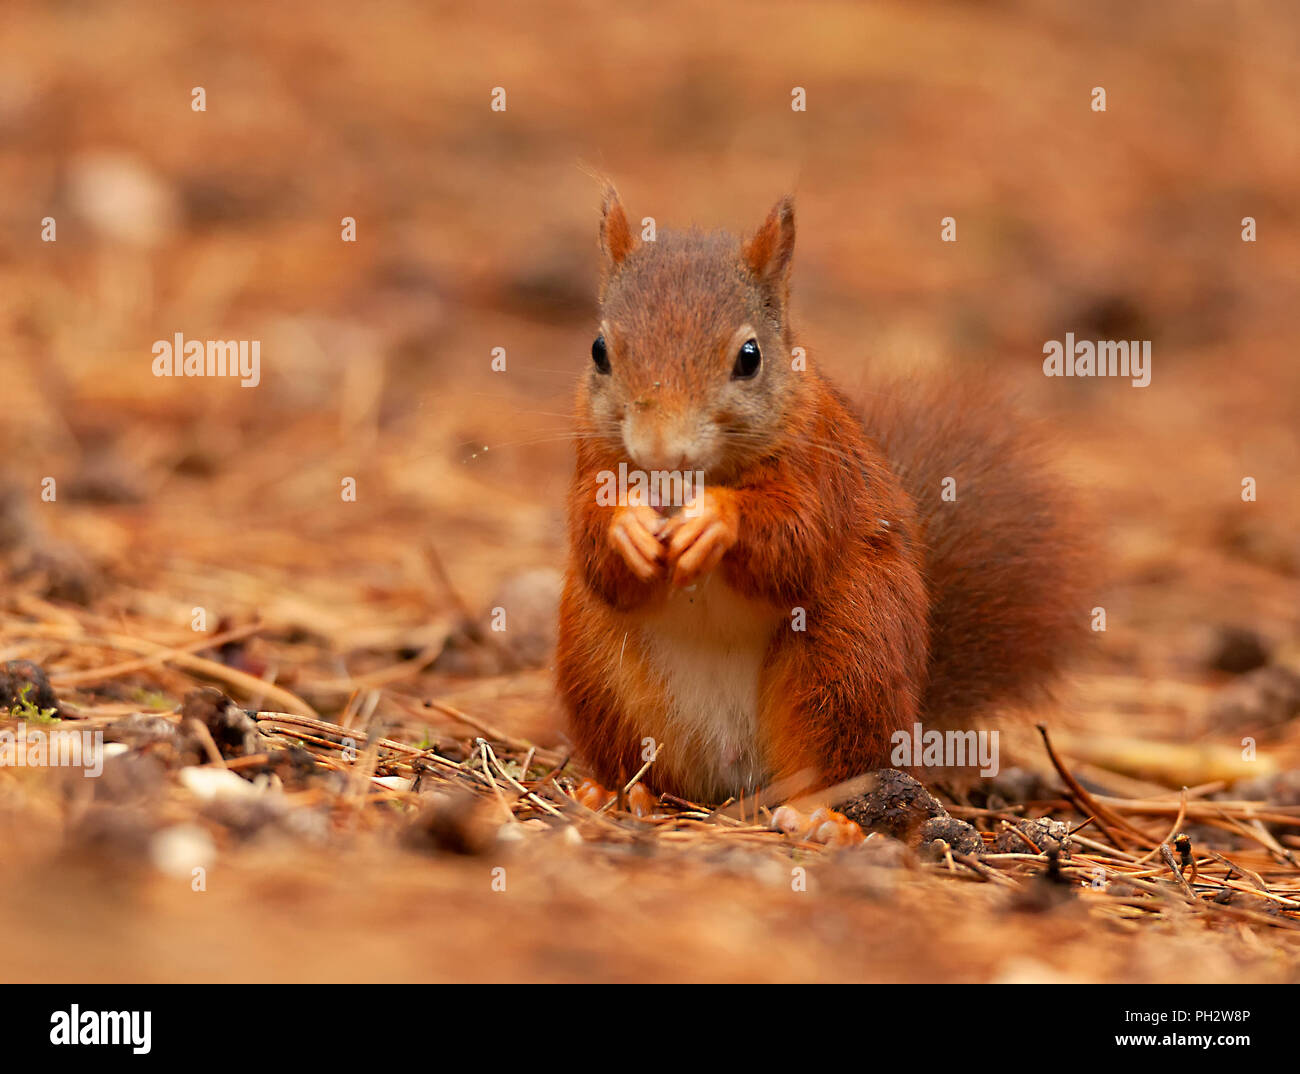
left=555, top=189, right=1086, bottom=838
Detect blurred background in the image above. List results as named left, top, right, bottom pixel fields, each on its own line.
left=1, top=0, right=1298, bottom=982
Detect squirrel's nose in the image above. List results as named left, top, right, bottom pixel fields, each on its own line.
left=625, top=426, right=694, bottom=473
left=635, top=447, right=691, bottom=473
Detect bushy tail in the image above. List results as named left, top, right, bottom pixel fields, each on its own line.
left=858, top=377, right=1090, bottom=727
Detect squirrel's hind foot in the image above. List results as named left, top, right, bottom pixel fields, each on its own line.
left=574, top=778, right=658, bottom=817
left=771, top=804, right=867, bottom=848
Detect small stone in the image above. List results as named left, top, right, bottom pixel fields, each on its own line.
left=179, top=766, right=263, bottom=802
left=65, top=150, right=180, bottom=247
left=150, top=824, right=216, bottom=878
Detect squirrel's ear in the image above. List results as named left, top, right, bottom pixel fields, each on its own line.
left=599, top=186, right=637, bottom=269
left=742, top=196, right=796, bottom=297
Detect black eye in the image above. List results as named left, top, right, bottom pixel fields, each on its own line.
left=732, top=338, right=761, bottom=380
left=591, top=335, right=611, bottom=375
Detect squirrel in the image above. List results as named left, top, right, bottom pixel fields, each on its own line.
left=555, top=188, right=1087, bottom=840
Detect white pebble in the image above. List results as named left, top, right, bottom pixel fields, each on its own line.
left=179, top=765, right=262, bottom=802
left=66, top=150, right=179, bottom=246
left=150, top=824, right=216, bottom=878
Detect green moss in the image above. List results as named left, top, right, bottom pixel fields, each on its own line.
left=10, top=682, right=58, bottom=723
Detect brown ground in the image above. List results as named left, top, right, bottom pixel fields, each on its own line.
left=1, top=0, right=1298, bottom=982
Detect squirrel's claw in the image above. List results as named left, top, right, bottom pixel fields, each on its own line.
left=670, top=521, right=733, bottom=587
left=771, top=804, right=867, bottom=848
left=665, top=491, right=738, bottom=587
left=574, top=778, right=658, bottom=817
left=609, top=506, right=665, bottom=582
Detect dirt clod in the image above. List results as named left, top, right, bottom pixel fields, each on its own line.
left=180, top=688, right=265, bottom=758
left=919, top=815, right=986, bottom=856
left=994, top=817, right=1074, bottom=856
left=0, top=660, right=60, bottom=718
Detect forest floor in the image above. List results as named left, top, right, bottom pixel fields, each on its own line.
left=1, top=0, right=1298, bottom=981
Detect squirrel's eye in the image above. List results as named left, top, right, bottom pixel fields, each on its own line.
left=591, top=335, right=611, bottom=375
left=732, top=339, right=761, bottom=380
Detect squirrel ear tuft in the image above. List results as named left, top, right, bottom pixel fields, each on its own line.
left=599, top=186, right=637, bottom=268
left=742, top=196, right=796, bottom=293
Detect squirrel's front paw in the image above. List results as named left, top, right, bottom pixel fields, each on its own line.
left=771, top=805, right=867, bottom=848
left=608, top=504, right=666, bottom=582
left=663, top=489, right=738, bottom=588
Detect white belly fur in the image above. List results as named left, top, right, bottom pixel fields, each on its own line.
left=638, top=577, right=779, bottom=800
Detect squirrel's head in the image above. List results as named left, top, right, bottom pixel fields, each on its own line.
left=582, top=188, right=803, bottom=482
